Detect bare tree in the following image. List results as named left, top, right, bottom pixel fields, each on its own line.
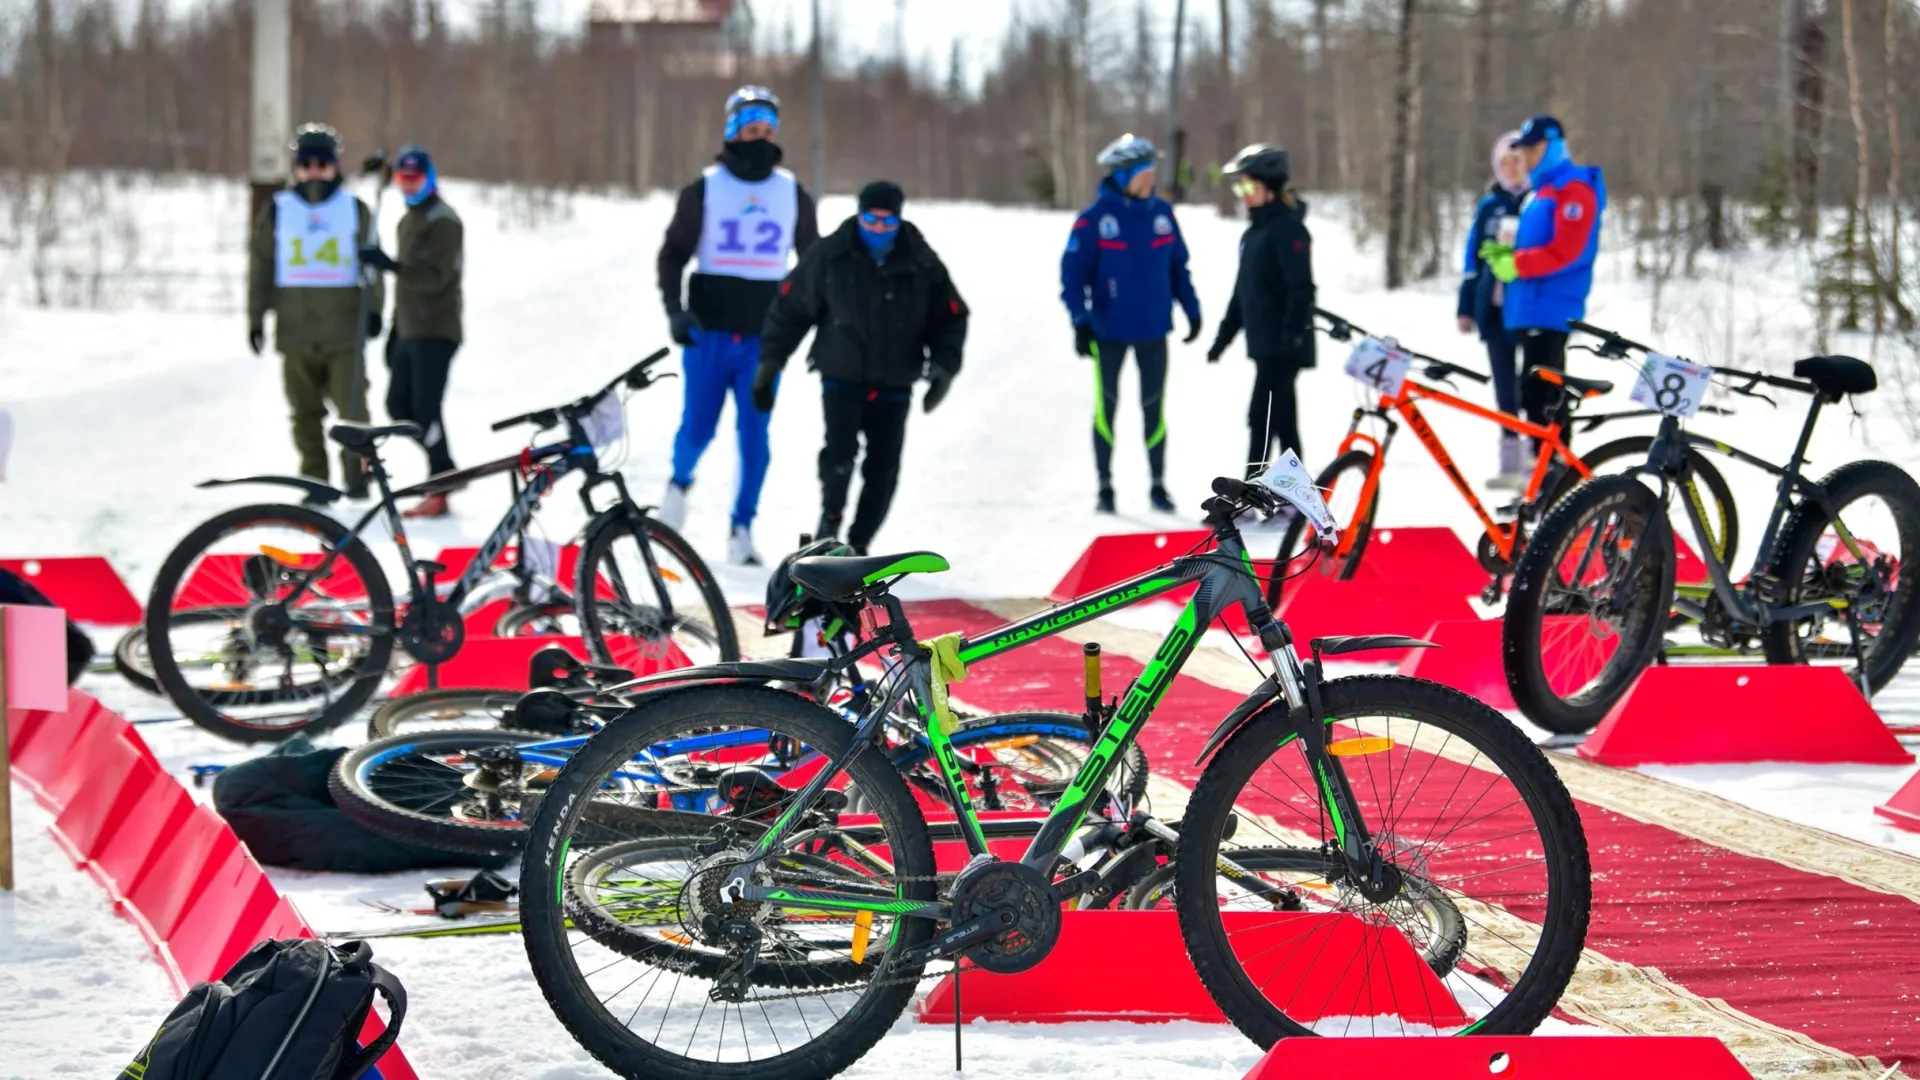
left=1385, top=0, right=1420, bottom=289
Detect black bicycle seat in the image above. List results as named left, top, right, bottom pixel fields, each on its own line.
left=1528, top=368, right=1614, bottom=398
left=329, top=422, right=423, bottom=450
left=1794, top=355, right=1877, bottom=397
left=790, top=551, right=950, bottom=601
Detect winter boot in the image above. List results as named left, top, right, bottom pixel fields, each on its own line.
left=658, top=481, right=689, bottom=531
left=815, top=512, right=842, bottom=542
left=402, top=492, right=451, bottom=519
left=729, top=525, right=762, bottom=567
left=1097, top=487, right=1116, bottom=514
left=1148, top=484, right=1176, bottom=513
left=1488, top=434, right=1527, bottom=490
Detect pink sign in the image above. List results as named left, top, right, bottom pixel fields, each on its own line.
left=4, top=604, right=70, bottom=711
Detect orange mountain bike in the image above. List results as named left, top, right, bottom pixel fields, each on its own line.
left=1266, top=309, right=1738, bottom=607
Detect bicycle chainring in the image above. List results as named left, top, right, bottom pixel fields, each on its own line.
left=949, top=860, right=1060, bottom=974
left=400, top=597, right=465, bottom=664
left=1476, top=526, right=1522, bottom=575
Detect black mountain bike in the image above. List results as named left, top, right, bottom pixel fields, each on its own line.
left=1502, top=321, right=1920, bottom=733
left=144, top=350, right=737, bottom=743
left=519, top=472, right=1589, bottom=1080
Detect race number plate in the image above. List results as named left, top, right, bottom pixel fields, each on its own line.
left=1344, top=336, right=1413, bottom=398
left=1260, top=449, right=1338, bottom=542
left=1629, top=353, right=1711, bottom=419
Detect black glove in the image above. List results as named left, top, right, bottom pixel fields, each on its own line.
left=668, top=308, right=698, bottom=347
left=751, top=360, right=781, bottom=412
left=248, top=324, right=264, bottom=356
left=358, top=245, right=400, bottom=273
left=923, top=366, right=954, bottom=413
left=1073, top=322, right=1095, bottom=357
left=366, top=311, right=382, bottom=339
left=1183, top=310, right=1203, bottom=344
left=1206, top=338, right=1227, bottom=364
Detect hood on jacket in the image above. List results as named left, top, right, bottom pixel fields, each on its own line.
left=1492, top=131, right=1528, bottom=195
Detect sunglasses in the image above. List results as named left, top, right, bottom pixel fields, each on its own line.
left=1230, top=179, right=1263, bottom=198
left=394, top=169, right=427, bottom=184
left=858, top=211, right=900, bottom=231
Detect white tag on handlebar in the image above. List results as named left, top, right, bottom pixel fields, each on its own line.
left=580, top=392, right=627, bottom=454
left=1629, top=353, right=1711, bottom=419
left=1258, top=450, right=1338, bottom=542
left=1343, top=336, right=1413, bottom=398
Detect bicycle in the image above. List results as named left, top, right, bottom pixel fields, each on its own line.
left=1502, top=320, right=1920, bottom=733
left=519, top=467, right=1591, bottom=1079
left=1269, top=308, right=1737, bottom=607
left=143, top=350, right=738, bottom=743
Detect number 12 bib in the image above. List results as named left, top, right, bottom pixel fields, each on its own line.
left=273, top=187, right=360, bottom=288
left=696, top=165, right=798, bottom=281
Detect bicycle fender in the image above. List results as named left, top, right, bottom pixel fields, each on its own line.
left=196, top=474, right=344, bottom=504
left=613, top=657, right=834, bottom=692
left=1193, top=675, right=1282, bottom=766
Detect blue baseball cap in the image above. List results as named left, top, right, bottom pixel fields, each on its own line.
left=1514, top=115, right=1565, bottom=146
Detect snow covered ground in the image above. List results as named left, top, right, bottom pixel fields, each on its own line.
left=5, top=174, right=1919, bottom=1076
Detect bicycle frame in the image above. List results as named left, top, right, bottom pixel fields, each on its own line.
left=1333, top=378, right=1589, bottom=565
left=718, top=521, right=1384, bottom=926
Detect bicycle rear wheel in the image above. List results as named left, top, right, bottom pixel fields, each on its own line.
left=366, top=687, right=525, bottom=740
left=577, top=510, right=739, bottom=669
left=1558, top=435, right=1740, bottom=563
left=330, top=728, right=581, bottom=856
left=1503, top=475, right=1675, bottom=733
left=145, top=503, right=394, bottom=742
left=1266, top=449, right=1378, bottom=609
left=1175, top=675, right=1589, bottom=1042
left=114, top=609, right=241, bottom=696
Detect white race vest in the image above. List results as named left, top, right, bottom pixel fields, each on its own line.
left=273, top=187, right=360, bottom=288
left=695, top=165, right=798, bottom=280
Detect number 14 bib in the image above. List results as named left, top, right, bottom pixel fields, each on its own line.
left=696, top=165, right=798, bottom=281
left=273, top=187, right=360, bottom=288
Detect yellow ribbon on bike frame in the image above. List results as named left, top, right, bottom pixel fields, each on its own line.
left=920, top=633, right=968, bottom=735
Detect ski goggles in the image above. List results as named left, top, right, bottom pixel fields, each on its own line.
left=393, top=167, right=428, bottom=185
left=858, top=211, right=901, bottom=232
left=1230, top=178, right=1263, bottom=198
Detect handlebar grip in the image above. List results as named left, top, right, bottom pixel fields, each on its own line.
left=491, top=412, right=532, bottom=432
left=1212, top=476, right=1250, bottom=500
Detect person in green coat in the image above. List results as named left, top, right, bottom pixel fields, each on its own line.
left=361, top=144, right=464, bottom=517
left=247, top=123, right=384, bottom=497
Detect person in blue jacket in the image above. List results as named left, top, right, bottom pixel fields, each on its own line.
left=1456, top=130, right=1530, bottom=487
left=1480, top=114, right=1608, bottom=449
left=1061, top=134, right=1202, bottom=514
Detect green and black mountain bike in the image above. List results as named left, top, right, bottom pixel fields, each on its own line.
left=519, top=472, right=1592, bottom=1080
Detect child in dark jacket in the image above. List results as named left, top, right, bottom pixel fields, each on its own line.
left=1457, top=131, right=1530, bottom=487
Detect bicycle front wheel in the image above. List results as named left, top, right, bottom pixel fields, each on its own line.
left=577, top=510, right=739, bottom=669
left=1267, top=449, right=1378, bottom=609
left=366, top=686, right=525, bottom=740
left=1558, top=435, right=1740, bottom=563
left=1175, top=674, right=1589, bottom=1043
left=330, top=728, right=580, bottom=856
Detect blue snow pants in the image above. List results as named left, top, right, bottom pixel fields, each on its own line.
left=670, top=331, right=776, bottom=529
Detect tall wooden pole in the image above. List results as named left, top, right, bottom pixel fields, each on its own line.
left=1164, top=0, right=1188, bottom=197
left=249, top=0, right=291, bottom=225
left=811, top=0, right=824, bottom=198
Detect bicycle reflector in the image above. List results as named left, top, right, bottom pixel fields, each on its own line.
left=257, top=545, right=307, bottom=567
left=1327, top=736, right=1395, bottom=757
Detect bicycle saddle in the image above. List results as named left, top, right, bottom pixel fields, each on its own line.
left=1527, top=368, right=1614, bottom=398
left=790, top=551, right=950, bottom=601
left=329, top=421, right=423, bottom=450
left=1794, top=354, right=1877, bottom=397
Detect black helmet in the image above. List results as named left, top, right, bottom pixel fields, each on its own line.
left=1095, top=133, right=1157, bottom=176
left=290, top=122, right=340, bottom=163
left=1223, top=143, right=1290, bottom=188
left=764, top=537, right=853, bottom=634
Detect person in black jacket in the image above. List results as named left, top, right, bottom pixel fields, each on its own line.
left=755, top=181, right=968, bottom=554
left=1207, top=144, right=1316, bottom=478
left=656, top=86, right=821, bottom=566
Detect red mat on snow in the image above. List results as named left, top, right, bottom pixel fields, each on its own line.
left=901, top=599, right=1920, bottom=1069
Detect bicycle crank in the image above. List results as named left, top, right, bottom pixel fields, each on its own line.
left=945, top=860, right=1061, bottom=974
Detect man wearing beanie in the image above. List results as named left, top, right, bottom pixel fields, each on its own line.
left=360, top=143, right=464, bottom=517
left=656, top=86, right=820, bottom=566
left=756, top=180, right=969, bottom=555
left=247, top=122, right=383, bottom=499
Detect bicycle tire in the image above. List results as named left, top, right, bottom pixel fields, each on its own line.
left=1761, top=459, right=1920, bottom=690
left=330, top=728, right=565, bottom=857
left=494, top=599, right=578, bottom=638
left=1175, top=675, right=1590, bottom=1043
left=1267, top=449, right=1378, bottom=609
left=897, top=712, right=1150, bottom=814
left=1555, top=435, right=1740, bottom=562
left=366, top=686, right=525, bottom=740
left=576, top=509, right=739, bottom=668
left=521, top=684, right=935, bottom=1080
left=146, top=503, right=394, bottom=743
left=1504, top=475, right=1676, bottom=733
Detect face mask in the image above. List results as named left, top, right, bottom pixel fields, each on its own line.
left=294, top=177, right=341, bottom=204
left=725, top=139, right=781, bottom=177
left=859, top=223, right=898, bottom=258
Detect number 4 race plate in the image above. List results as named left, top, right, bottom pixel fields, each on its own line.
left=1343, top=336, right=1414, bottom=399
left=1629, top=353, right=1712, bottom=418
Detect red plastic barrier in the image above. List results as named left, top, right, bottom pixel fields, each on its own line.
left=1244, top=1036, right=1753, bottom=1079
left=915, top=910, right=1463, bottom=1026
left=461, top=598, right=513, bottom=638
left=0, top=556, right=142, bottom=625
left=1396, top=618, right=1514, bottom=710
left=1277, top=569, right=1477, bottom=661
left=13, top=691, right=104, bottom=803
left=6, top=706, right=51, bottom=755
left=1872, top=769, right=1920, bottom=833
left=434, top=544, right=583, bottom=586
left=170, top=846, right=282, bottom=984
left=91, top=781, right=194, bottom=901
left=1360, top=527, right=1490, bottom=597
left=1579, top=665, right=1915, bottom=767
left=48, top=734, right=158, bottom=863
left=1049, top=530, right=1213, bottom=602
left=388, top=633, right=688, bottom=696
left=44, top=707, right=139, bottom=809
left=124, top=805, right=239, bottom=942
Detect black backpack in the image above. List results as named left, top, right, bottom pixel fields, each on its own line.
left=120, top=938, right=407, bottom=1080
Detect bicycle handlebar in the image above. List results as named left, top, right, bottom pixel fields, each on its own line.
left=1315, top=308, right=1493, bottom=385
left=490, top=348, right=674, bottom=432
left=1569, top=320, right=1817, bottom=400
